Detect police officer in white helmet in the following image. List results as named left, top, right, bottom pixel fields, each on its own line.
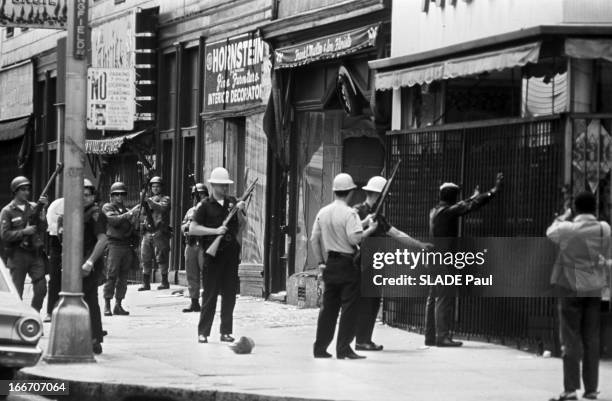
left=311, top=173, right=379, bottom=360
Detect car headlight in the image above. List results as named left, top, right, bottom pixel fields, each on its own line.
left=17, top=318, right=42, bottom=343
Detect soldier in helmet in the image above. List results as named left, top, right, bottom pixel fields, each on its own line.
left=0, top=176, right=49, bottom=311
left=181, top=182, right=209, bottom=313
left=138, top=176, right=172, bottom=291
left=311, top=173, right=379, bottom=360
left=102, top=181, right=140, bottom=316
left=354, top=176, right=433, bottom=352
left=189, top=167, right=246, bottom=344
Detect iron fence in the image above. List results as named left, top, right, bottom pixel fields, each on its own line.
left=383, top=115, right=564, bottom=353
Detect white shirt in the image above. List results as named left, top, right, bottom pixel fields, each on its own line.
left=46, top=198, right=64, bottom=236
left=311, top=199, right=363, bottom=254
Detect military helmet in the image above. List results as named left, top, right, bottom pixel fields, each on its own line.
left=332, top=173, right=357, bottom=191
left=110, top=181, right=128, bottom=194
left=10, top=176, right=31, bottom=193
left=192, top=182, right=208, bottom=194
left=83, top=178, right=95, bottom=190
left=149, top=176, right=163, bottom=185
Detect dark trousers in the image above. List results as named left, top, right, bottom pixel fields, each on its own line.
left=197, top=246, right=239, bottom=337
left=83, top=273, right=103, bottom=342
left=558, top=297, right=601, bottom=393
left=46, top=235, right=62, bottom=315
left=314, top=253, right=360, bottom=355
left=356, top=296, right=381, bottom=344
left=424, top=286, right=454, bottom=342
left=8, top=248, right=47, bottom=312
left=103, top=244, right=133, bottom=301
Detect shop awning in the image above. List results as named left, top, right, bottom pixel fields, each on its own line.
left=85, top=129, right=149, bottom=155
left=274, top=24, right=380, bottom=69
left=0, top=115, right=31, bottom=142
left=375, top=41, right=541, bottom=91
left=565, top=38, right=612, bottom=62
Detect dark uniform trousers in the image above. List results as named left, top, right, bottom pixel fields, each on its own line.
left=46, top=235, right=62, bottom=315
left=8, top=248, right=47, bottom=311
left=356, top=296, right=381, bottom=344
left=103, top=243, right=133, bottom=300
left=314, top=252, right=360, bottom=355
left=197, top=242, right=239, bottom=337
left=558, top=297, right=600, bottom=393
left=83, top=271, right=104, bottom=342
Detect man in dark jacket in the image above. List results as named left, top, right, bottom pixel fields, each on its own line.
left=424, top=172, right=503, bottom=347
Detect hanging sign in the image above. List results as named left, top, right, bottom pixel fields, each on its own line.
left=86, top=68, right=135, bottom=131
left=0, top=0, right=68, bottom=29
left=203, top=32, right=271, bottom=113
left=274, top=24, right=380, bottom=69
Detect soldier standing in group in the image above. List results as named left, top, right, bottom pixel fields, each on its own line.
left=181, top=183, right=209, bottom=313
left=0, top=176, right=48, bottom=311
left=425, top=172, right=503, bottom=347
left=189, top=167, right=246, bottom=344
left=138, top=176, right=171, bottom=291
left=102, top=181, right=140, bottom=316
left=354, top=176, right=433, bottom=352
left=311, top=173, right=379, bottom=360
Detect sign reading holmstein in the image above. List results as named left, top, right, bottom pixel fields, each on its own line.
left=204, top=32, right=271, bottom=112
left=274, top=24, right=380, bottom=69
left=0, top=0, right=68, bottom=29
left=86, top=68, right=135, bottom=131
left=360, top=237, right=572, bottom=298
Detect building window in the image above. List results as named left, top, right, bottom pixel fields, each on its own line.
left=180, top=47, right=199, bottom=128
left=160, top=53, right=177, bottom=130
left=5, top=28, right=14, bottom=39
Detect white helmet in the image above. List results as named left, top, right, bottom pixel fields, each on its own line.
left=439, top=182, right=460, bottom=191
left=362, top=176, right=387, bottom=193
left=208, top=167, right=234, bottom=184
left=332, top=173, right=357, bottom=191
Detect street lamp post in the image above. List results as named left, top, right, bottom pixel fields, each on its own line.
left=44, top=0, right=94, bottom=363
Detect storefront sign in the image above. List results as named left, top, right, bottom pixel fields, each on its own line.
left=274, top=24, right=380, bottom=69
left=91, top=11, right=136, bottom=68
left=0, top=0, right=68, bottom=29
left=73, top=0, right=88, bottom=59
left=203, top=32, right=271, bottom=112
left=0, top=62, right=33, bottom=120
left=86, top=68, right=135, bottom=131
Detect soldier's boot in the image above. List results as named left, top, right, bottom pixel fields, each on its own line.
left=157, top=274, right=170, bottom=290
left=138, top=274, right=151, bottom=291
left=182, top=298, right=201, bottom=313
left=113, top=300, right=130, bottom=316
left=104, top=299, right=112, bottom=316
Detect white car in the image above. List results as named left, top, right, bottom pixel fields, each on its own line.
left=0, top=258, right=43, bottom=386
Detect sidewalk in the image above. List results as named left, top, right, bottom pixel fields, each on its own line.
left=20, top=284, right=612, bottom=401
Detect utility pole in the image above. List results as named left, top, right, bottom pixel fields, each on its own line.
left=44, top=0, right=94, bottom=363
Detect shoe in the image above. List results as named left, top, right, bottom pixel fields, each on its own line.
left=104, top=300, right=112, bottom=316
left=102, top=330, right=108, bottom=337
left=436, top=337, right=463, bottom=347
left=113, top=304, right=130, bottom=316
left=424, top=337, right=436, bottom=346
left=92, top=339, right=103, bottom=355
left=182, top=299, right=201, bottom=313
left=157, top=274, right=170, bottom=290
left=355, top=342, right=383, bottom=351
left=220, top=334, right=235, bottom=342
left=313, top=350, right=332, bottom=358
left=138, top=274, right=151, bottom=291
left=337, top=350, right=366, bottom=360
left=549, top=391, right=577, bottom=401
left=198, top=335, right=208, bottom=343
left=583, top=391, right=599, bottom=400
left=43, top=314, right=51, bottom=323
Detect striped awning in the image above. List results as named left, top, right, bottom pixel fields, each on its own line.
left=85, top=130, right=147, bottom=155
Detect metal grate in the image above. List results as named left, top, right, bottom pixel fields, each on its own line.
left=383, top=116, right=564, bottom=353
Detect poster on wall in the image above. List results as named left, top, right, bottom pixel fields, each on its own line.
left=86, top=68, right=135, bottom=131
left=0, top=62, right=33, bottom=120
left=90, top=11, right=136, bottom=68
left=203, top=32, right=271, bottom=113
left=0, top=0, right=68, bottom=29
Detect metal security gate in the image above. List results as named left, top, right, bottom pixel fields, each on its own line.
left=383, top=115, right=564, bottom=353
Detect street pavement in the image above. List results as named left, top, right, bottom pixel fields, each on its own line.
left=16, top=283, right=612, bottom=401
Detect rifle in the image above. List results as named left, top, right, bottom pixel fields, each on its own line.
left=371, top=159, right=401, bottom=219
left=21, top=162, right=64, bottom=249
left=205, top=178, right=258, bottom=257
left=187, top=171, right=200, bottom=204
left=136, top=161, right=156, bottom=232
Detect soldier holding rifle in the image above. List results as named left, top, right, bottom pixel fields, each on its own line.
left=0, top=175, right=50, bottom=311
left=189, top=167, right=250, bottom=344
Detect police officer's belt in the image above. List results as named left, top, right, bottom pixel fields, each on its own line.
left=328, top=251, right=355, bottom=259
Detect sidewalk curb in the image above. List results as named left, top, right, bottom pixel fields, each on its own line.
left=16, top=369, right=334, bottom=401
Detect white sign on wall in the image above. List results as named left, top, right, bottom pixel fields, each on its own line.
left=0, top=62, right=33, bottom=120
left=87, top=68, right=135, bottom=131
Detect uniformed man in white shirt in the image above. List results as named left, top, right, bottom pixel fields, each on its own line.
left=311, top=173, right=378, bottom=360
